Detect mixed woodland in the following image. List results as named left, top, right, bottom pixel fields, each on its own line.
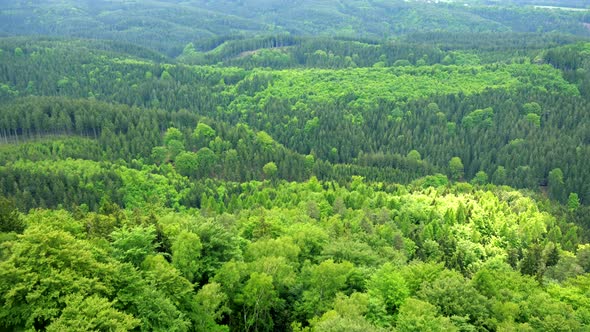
left=1, top=0, right=590, bottom=331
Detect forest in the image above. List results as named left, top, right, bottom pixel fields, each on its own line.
left=1, top=0, right=590, bottom=331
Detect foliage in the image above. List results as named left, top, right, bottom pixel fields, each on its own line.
left=0, top=197, right=24, bottom=233
left=0, top=1, right=587, bottom=55
left=0, top=3, right=590, bottom=330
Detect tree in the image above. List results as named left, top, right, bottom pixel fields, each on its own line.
left=0, top=197, right=24, bottom=233
left=194, top=221, right=240, bottom=284
left=576, top=244, right=590, bottom=273
left=161, top=70, right=173, bottom=80
left=366, top=263, right=410, bottom=326
left=167, top=140, right=186, bottom=160
left=548, top=168, right=565, bottom=202
left=175, top=152, right=199, bottom=177
left=332, top=196, right=347, bottom=216
left=523, top=102, right=542, bottom=115
left=0, top=225, right=121, bottom=330
left=46, top=295, right=140, bottom=332
left=329, top=147, right=339, bottom=163
left=151, top=146, right=168, bottom=165
left=196, top=147, right=217, bottom=177
left=171, top=231, right=202, bottom=282
left=305, top=155, right=315, bottom=174
left=427, top=103, right=440, bottom=113
left=193, top=283, right=230, bottom=332
left=262, top=162, right=278, bottom=179
left=164, top=127, right=184, bottom=145
left=492, top=166, right=507, bottom=185
left=141, top=254, right=197, bottom=324
left=520, top=244, right=545, bottom=280
left=567, top=193, right=580, bottom=212
left=396, top=298, right=458, bottom=332
left=418, top=271, right=490, bottom=329
left=111, top=226, right=158, bottom=267
left=286, top=223, right=329, bottom=264
left=238, top=272, right=279, bottom=332
left=256, top=131, right=275, bottom=151
left=194, top=123, right=216, bottom=148
left=525, top=113, right=541, bottom=128
left=471, top=171, right=488, bottom=186
left=297, top=259, right=354, bottom=320
left=114, top=264, right=190, bottom=332
left=407, top=150, right=421, bottom=163
left=449, top=157, right=464, bottom=181
left=462, top=108, right=493, bottom=130
left=306, top=293, right=380, bottom=332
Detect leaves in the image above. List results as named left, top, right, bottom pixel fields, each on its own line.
left=111, top=226, right=158, bottom=267
left=0, top=197, right=23, bottom=233
left=171, top=231, right=202, bottom=282
left=46, top=295, right=140, bottom=332
left=0, top=225, right=117, bottom=329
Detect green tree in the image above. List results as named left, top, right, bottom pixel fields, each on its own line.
left=523, top=102, right=542, bottom=115
left=0, top=225, right=119, bottom=330
left=171, top=231, right=202, bottom=282
left=46, top=295, right=140, bottom=332
left=427, top=103, right=440, bottom=113
left=418, top=271, right=490, bottom=329
left=0, top=197, right=24, bottom=233
left=140, top=254, right=196, bottom=325
left=111, top=226, right=158, bottom=267
left=525, top=113, right=541, bottom=128
left=577, top=245, right=590, bottom=272
left=193, top=283, right=230, bottom=332
left=306, top=293, right=380, bottom=332
left=196, top=147, right=217, bottom=177
left=471, top=171, right=488, bottom=186
left=167, top=140, right=186, bottom=160
left=548, top=168, right=565, bottom=202
left=297, top=259, right=354, bottom=320
left=114, top=264, right=190, bottom=332
left=164, top=127, right=184, bottom=145
left=194, top=221, right=240, bottom=284
left=238, top=272, right=279, bottom=332
left=161, top=70, right=173, bottom=80
left=262, top=162, right=278, bottom=179
left=194, top=123, right=216, bottom=148
left=567, top=193, right=580, bottom=212
left=286, top=223, right=329, bottom=263
left=492, top=166, right=507, bottom=185
left=366, top=263, right=410, bottom=326
left=449, top=157, right=464, bottom=181
left=396, top=298, right=458, bottom=332
left=407, top=150, right=422, bottom=163
left=256, top=131, right=275, bottom=151
left=305, top=154, right=315, bottom=174
left=175, top=152, right=199, bottom=177
left=151, top=146, right=168, bottom=165
left=462, top=108, right=493, bottom=130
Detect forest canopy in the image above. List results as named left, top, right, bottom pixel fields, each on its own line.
left=1, top=0, right=590, bottom=331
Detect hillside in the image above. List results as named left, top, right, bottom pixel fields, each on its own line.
left=0, top=0, right=588, bottom=55
left=1, top=1, right=590, bottom=331
left=1, top=38, right=590, bottom=202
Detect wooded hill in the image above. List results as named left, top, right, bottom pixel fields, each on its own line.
left=1, top=37, right=590, bottom=204
left=1, top=0, right=589, bottom=55
left=1, top=1, right=590, bottom=330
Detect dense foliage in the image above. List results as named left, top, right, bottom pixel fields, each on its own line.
left=1, top=37, right=590, bottom=203
left=1, top=177, right=590, bottom=331
left=1, top=0, right=589, bottom=56
left=1, top=0, right=590, bottom=331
